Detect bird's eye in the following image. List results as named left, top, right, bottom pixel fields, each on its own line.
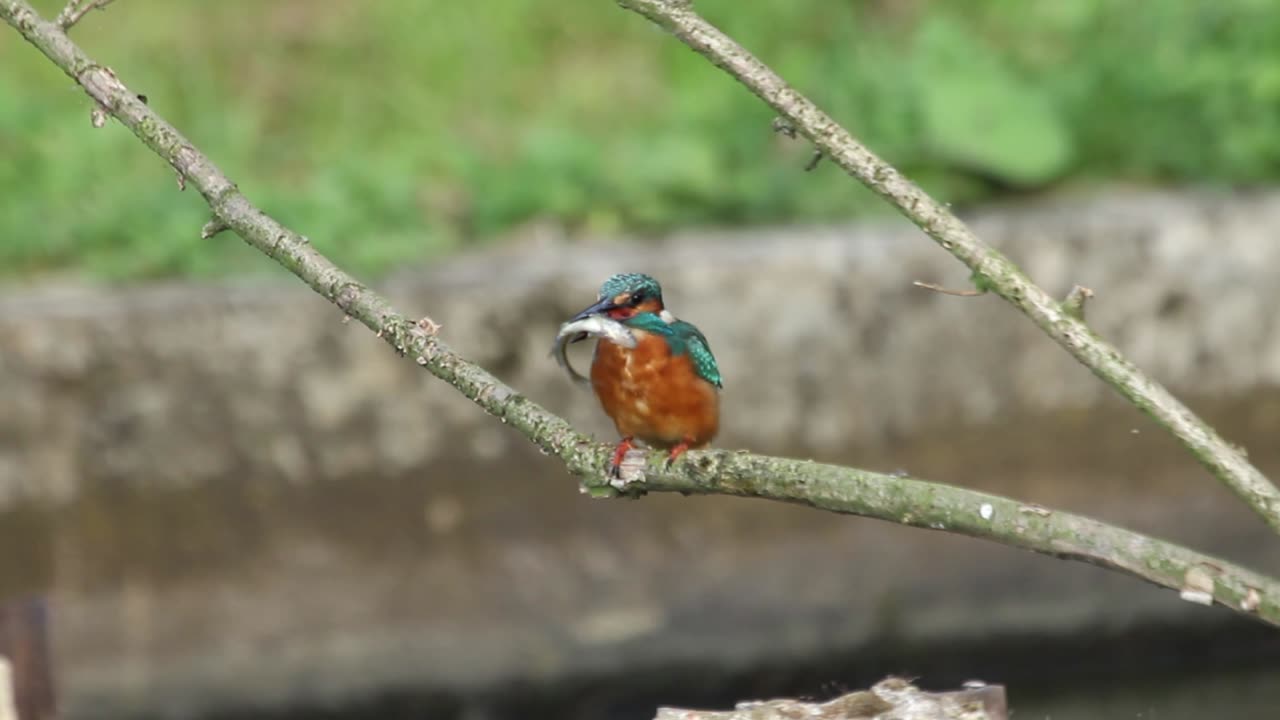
left=629, top=291, right=646, bottom=306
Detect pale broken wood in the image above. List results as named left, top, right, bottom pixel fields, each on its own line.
left=655, top=678, right=1006, bottom=720
left=0, top=658, right=15, bottom=720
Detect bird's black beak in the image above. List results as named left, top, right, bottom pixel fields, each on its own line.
left=567, top=296, right=621, bottom=343
left=570, top=296, right=620, bottom=323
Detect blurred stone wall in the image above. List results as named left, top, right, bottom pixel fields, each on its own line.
left=2, top=189, right=1280, bottom=717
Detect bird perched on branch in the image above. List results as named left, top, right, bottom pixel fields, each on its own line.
left=562, top=273, right=722, bottom=477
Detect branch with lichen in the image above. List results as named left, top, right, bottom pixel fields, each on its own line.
left=2, top=0, right=1279, bottom=629
left=612, top=0, right=1280, bottom=535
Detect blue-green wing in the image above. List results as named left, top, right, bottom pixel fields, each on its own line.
left=622, top=313, right=724, bottom=388
left=671, top=320, right=723, bottom=389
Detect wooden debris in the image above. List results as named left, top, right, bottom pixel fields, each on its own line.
left=655, top=677, right=1007, bottom=720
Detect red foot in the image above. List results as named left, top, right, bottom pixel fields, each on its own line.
left=665, top=440, right=692, bottom=469
left=609, top=436, right=636, bottom=478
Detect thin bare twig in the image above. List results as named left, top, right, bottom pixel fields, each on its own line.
left=770, top=116, right=797, bottom=139
left=1062, top=284, right=1095, bottom=321
left=615, top=0, right=1280, bottom=535
left=803, top=148, right=824, bottom=172
left=771, top=116, right=824, bottom=171
left=55, top=0, right=114, bottom=30
left=913, top=280, right=985, bottom=297
left=199, top=217, right=228, bottom=239
left=3, top=0, right=1280, bottom=626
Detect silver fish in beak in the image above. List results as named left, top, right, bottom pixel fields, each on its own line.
left=551, top=314, right=637, bottom=386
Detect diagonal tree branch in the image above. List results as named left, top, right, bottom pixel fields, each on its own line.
left=2, top=0, right=1278, bottom=627
left=613, top=0, right=1280, bottom=535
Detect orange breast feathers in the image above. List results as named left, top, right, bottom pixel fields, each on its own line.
left=590, top=330, right=720, bottom=449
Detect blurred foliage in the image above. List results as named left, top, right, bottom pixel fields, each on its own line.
left=1, top=0, right=1278, bottom=280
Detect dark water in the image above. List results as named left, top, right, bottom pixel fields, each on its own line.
left=192, top=615, right=1280, bottom=720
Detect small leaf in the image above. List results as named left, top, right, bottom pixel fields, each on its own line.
left=969, top=270, right=996, bottom=294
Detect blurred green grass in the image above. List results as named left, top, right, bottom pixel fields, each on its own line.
left=2, top=0, right=1278, bottom=281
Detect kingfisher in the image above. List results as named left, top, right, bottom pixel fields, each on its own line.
left=566, top=273, right=722, bottom=476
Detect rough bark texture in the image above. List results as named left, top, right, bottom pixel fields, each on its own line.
left=613, top=0, right=1280, bottom=533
